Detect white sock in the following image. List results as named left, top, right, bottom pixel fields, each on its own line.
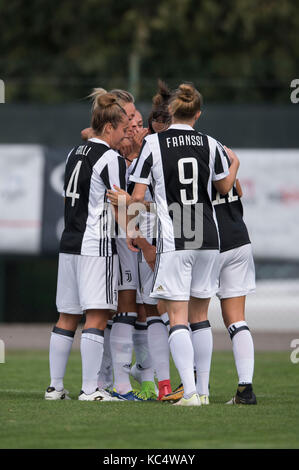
left=97, top=322, right=113, bottom=390
left=80, top=328, right=104, bottom=395
left=191, top=321, right=213, bottom=396
left=110, top=313, right=137, bottom=394
left=160, top=312, right=170, bottom=332
left=169, top=325, right=196, bottom=399
left=188, top=323, right=196, bottom=370
left=147, top=316, right=170, bottom=382
left=49, top=327, right=74, bottom=391
left=133, top=322, right=155, bottom=382
left=228, top=321, right=254, bottom=384
left=130, top=363, right=142, bottom=384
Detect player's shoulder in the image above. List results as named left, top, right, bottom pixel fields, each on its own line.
left=93, top=145, right=121, bottom=166
left=144, top=132, right=159, bottom=145
left=198, top=132, right=218, bottom=146
left=200, top=134, right=228, bottom=156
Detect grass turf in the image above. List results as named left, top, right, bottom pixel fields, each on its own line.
left=0, top=350, right=298, bottom=449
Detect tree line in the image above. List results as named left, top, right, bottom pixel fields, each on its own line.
left=1, top=0, right=298, bottom=103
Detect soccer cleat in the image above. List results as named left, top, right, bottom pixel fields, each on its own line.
left=199, top=394, right=209, bottom=405
left=173, top=393, right=201, bottom=407
left=44, top=387, right=71, bottom=400
left=130, top=365, right=159, bottom=395
left=136, top=381, right=158, bottom=401
left=111, top=389, right=144, bottom=401
left=95, top=389, right=124, bottom=402
left=226, top=384, right=257, bottom=405
left=161, top=370, right=198, bottom=403
left=158, top=379, right=172, bottom=400
left=78, top=388, right=120, bottom=401
left=161, top=382, right=184, bottom=403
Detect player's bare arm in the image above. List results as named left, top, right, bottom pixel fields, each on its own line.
left=134, top=238, right=156, bottom=271
left=107, top=184, right=152, bottom=212
left=214, top=146, right=240, bottom=195
left=126, top=182, right=148, bottom=252
left=107, top=185, right=131, bottom=206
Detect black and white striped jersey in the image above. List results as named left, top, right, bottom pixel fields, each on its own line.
left=126, top=158, right=137, bottom=196
left=126, top=160, right=156, bottom=260
left=60, top=138, right=127, bottom=257
left=130, top=124, right=230, bottom=253
left=212, top=150, right=251, bottom=253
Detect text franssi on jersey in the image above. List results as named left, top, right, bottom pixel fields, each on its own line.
left=166, top=134, right=203, bottom=148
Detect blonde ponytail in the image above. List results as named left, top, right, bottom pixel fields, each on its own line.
left=169, top=83, right=202, bottom=120
left=91, top=92, right=126, bottom=135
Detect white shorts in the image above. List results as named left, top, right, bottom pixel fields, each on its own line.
left=137, top=260, right=158, bottom=305
left=217, top=244, right=256, bottom=299
left=116, top=238, right=138, bottom=291
left=150, top=250, right=220, bottom=301
left=56, top=253, right=118, bottom=314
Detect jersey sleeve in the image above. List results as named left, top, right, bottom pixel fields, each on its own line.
left=129, top=140, right=153, bottom=185
left=212, top=140, right=230, bottom=181
left=95, top=150, right=127, bottom=191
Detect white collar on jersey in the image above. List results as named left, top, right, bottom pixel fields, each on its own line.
left=167, top=123, right=194, bottom=131
left=88, top=137, right=110, bottom=147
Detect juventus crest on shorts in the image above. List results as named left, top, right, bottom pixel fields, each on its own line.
left=60, top=138, right=127, bottom=257
left=130, top=124, right=230, bottom=253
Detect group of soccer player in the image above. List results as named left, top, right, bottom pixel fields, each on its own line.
left=45, top=80, right=257, bottom=406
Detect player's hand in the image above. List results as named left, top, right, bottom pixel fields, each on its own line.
left=119, top=138, right=133, bottom=158
left=126, top=236, right=140, bottom=253
left=141, top=244, right=156, bottom=271
left=107, top=185, right=130, bottom=206
left=131, top=128, right=149, bottom=155
left=224, top=146, right=240, bottom=168
left=81, top=127, right=93, bottom=141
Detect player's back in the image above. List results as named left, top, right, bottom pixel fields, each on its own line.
left=140, top=124, right=229, bottom=252
left=60, top=139, right=126, bottom=256
left=211, top=146, right=250, bottom=253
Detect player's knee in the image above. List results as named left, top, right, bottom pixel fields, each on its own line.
left=84, top=310, right=110, bottom=330
left=145, top=304, right=159, bottom=317
left=56, top=313, right=80, bottom=332
left=137, top=303, right=147, bottom=322
left=117, top=290, right=137, bottom=312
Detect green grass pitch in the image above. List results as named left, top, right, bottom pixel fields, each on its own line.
left=0, top=350, right=298, bottom=449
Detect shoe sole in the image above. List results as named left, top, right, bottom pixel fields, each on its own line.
left=161, top=391, right=184, bottom=403
left=226, top=396, right=257, bottom=405
left=44, top=394, right=70, bottom=400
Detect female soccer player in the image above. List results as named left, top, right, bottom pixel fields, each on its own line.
left=83, top=88, right=146, bottom=400
left=164, top=164, right=257, bottom=405
left=211, top=157, right=257, bottom=405
left=128, top=83, right=239, bottom=406
left=45, top=91, right=128, bottom=401
left=108, top=82, right=174, bottom=400
left=133, top=81, right=173, bottom=399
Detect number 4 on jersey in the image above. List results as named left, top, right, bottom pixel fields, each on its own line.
left=66, top=161, right=82, bottom=207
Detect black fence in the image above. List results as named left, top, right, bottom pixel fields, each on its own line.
left=1, top=103, right=298, bottom=148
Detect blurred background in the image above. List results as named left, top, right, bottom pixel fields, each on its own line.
left=0, top=0, right=298, bottom=341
